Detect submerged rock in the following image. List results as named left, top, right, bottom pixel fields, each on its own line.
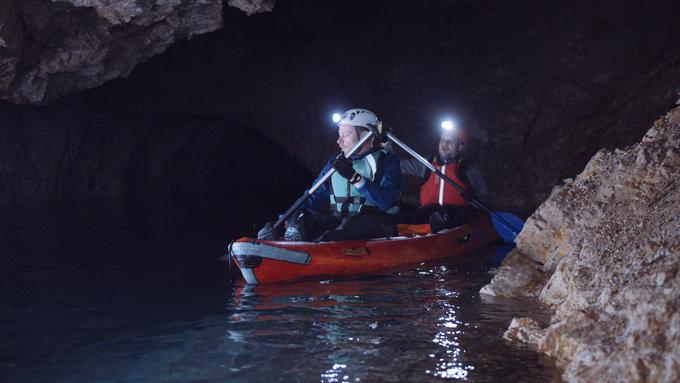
left=482, top=107, right=680, bottom=382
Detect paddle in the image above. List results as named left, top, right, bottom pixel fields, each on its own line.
left=272, top=130, right=375, bottom=231
left=385, top=132, right=525, bottom=244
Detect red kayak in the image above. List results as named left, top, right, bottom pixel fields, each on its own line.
left=229, top=214, right=501, bottom=284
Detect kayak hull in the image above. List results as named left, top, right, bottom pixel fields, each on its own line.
left=229, top=214, right=500, bottom=284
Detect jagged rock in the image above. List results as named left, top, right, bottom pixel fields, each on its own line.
left=0, top=0, right=227, bottom=104
left=0, top=0, right=278, bottom=104
left=479, top=250, right=546, bottom=298
left=503, top=317, right=544, bottom=346
left=482, top=107, right=680, bottom=382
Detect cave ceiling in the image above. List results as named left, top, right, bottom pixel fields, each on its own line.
left=0, top=0, right=274, bottom=104
left=1, top=0, right=679, bottom=215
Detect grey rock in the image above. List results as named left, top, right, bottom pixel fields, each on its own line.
left=0, top=0, right=227, bottom=104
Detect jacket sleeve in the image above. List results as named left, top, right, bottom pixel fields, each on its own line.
left=400, top=157, right=427, bottom=179
left=299, top=158, right=333, bottom=212
left=464, top=163, right=489, bottom=203
left=355, top=152, right=401, bottom=210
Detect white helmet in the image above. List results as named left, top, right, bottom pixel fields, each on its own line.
left=336, top=108, right=379, bottom=129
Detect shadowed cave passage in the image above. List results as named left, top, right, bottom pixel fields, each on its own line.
left=1, top=0, right=680, bottom=382
left=0, top=108, right=312, bottom=226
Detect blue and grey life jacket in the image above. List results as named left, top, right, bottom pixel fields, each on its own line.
left=330, top=150, right=385, bottom=216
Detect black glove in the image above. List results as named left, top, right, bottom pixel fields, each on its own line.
left=377, top=123, right=392, bottom=143
left=257, top=221, right=282, bottom=240
left=461, top=189, right=478, bottom=202
left=332, top=155, right=355, bottom=179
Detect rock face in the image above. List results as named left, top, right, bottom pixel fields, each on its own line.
left=0, top=0, right=230, bottom=104
left=482, top=107, right=680, bottom=382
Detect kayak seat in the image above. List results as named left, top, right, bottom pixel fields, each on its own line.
left=396, top=223, right=432, bottom=237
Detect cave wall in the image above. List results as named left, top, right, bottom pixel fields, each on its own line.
left=1, top=0, right=680, bottom=216
left=0, top=106, right=311, bottom=219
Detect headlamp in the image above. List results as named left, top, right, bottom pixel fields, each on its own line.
left=441, top=120, right=455, bottom=131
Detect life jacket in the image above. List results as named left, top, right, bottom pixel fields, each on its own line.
left=330, top=150, right=384, bottom=216
left=419, top=158, right=470, bottom=207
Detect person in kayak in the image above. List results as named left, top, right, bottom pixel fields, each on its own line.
left=257, top=108, right=401, bottom=242
left=399, top=122, right=487, bottom=232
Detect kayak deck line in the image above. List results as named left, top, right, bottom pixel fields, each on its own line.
left=230, top=242, right=311, bottom=265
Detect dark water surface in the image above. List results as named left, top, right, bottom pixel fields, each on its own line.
left=1, top=201, right=560, bottom=382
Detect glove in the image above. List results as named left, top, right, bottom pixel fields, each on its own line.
left=257, top=221, right=282, bottom=240
left=461, top=189, right=478, bottom=202
left=332, top=155, right=355, bottom=179
left=376, top=122, right=392, bottom=143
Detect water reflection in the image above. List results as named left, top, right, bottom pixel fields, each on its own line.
left=2, top=202, right=559, bottom=382
left=4, top=232, right=559, bottom=382
left=227, top=279, right=386, bottom=382
left=429, top=300, right=473, bottom=379
left=320, top=363, right=351, bottom=383
left=413, top=264, right=474, bottom=379
left=223, top=252, right=558, bottom=382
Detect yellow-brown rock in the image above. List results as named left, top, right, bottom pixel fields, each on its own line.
left=482, top=107, right=680, bottom=382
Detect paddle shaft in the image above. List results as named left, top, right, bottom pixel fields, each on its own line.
left=386, top=132, right=521, bottom=239
left=272, top=130, right=375, bottom=231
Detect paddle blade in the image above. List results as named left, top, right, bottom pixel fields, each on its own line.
left=491, top=211, right=525, bottom=245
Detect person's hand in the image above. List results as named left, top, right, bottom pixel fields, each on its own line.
left=332, top=155, right=355, bottom=179
left=257, top=221, right=282, bottom=240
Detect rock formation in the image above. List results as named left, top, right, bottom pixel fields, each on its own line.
left=482, top=106, right=680, bottom=382
left=0, top=0, right=275, bottom=105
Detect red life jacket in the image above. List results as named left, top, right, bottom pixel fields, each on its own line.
left=419, top=159, right=470, bottom=207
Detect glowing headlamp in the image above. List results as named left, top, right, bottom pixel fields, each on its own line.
left=332, top=113, right=342, bottom=124
left=441, top=120, right=456, bottom=131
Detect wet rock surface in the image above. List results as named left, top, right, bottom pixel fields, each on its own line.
left=483, top=107, right=680, bottom=382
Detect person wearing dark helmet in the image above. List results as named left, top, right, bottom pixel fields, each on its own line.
left=257, top=108, right=401, bottom=242
left=399, top=123, right=487, bottom=232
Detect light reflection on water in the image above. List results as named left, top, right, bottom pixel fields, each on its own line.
left=430, top=301, right=471, bottom=379
left=1, top=203, right=561, bottom=382
left=224, top=250, right=560, bottom=382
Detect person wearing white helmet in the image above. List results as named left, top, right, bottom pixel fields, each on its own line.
left=257, top=108, right=401, bottom=242
left=399, top=122, right=487, bottom=232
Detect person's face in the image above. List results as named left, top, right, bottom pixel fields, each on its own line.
left=438, top=130, right=464, bottom=162
left=337, top=124, right=362, bottom=156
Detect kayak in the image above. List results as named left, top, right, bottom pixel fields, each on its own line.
left=229, top=214, right=502, bottom=285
